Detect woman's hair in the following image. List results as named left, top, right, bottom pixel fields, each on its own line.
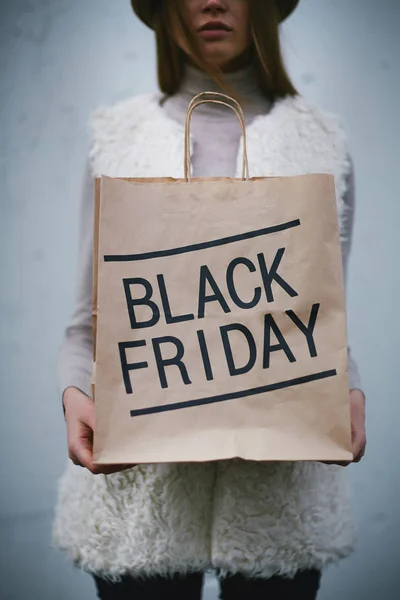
left=154, top=0, right=297, bottom=100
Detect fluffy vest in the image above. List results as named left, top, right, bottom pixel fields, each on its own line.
left=53, top=93, right=354, bottom=580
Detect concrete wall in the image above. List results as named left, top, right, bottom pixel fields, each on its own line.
left=0, top=0, right=398, bottom=598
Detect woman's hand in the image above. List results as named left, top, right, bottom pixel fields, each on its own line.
left=63, top=387, right=133, bottom=475
left=349, top=388, right=366, bottom=463
left=322, top=389, right=366, bottom=467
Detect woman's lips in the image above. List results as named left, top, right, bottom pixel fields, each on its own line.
left=198, top=21, right=232, bottom=42
left=198, top=29, right=231, bottom=41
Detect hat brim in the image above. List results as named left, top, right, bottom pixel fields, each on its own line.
left=278, top=0, right=299, bottom=22
left=131, top=0, right=299, bottom=29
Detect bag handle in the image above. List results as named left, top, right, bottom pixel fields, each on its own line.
left=184, top=91, right=250, bottom=182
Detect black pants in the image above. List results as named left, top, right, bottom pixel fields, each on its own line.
left=94, top=569, right=321, bottom=599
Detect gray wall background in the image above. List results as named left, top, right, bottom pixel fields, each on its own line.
left=0, top=0, right=399, bottom=598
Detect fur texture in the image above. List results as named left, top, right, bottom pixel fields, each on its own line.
left=53, top=93, right=354, bottom=579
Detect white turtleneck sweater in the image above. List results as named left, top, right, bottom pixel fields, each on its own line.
left=58, top=65, right=362, bottom=398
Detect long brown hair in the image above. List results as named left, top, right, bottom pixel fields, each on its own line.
left=154, top=0, right=297, bottom=100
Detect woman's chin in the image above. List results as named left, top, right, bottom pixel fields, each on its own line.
left=199, top=46, right=252, bottom=72
left=201, top=50, right=231, bottom=65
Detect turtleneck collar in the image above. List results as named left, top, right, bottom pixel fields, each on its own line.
left=164, top=62, right=271, bottom=122
left=182, top=62, right=262, bottom=98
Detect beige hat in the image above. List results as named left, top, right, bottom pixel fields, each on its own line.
left=131, top=0, right=299, bottom=28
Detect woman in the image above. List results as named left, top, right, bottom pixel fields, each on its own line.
left=54, top=1, right=366, bottom=598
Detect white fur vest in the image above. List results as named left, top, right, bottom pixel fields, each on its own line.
left=53, top=93, right=354, bottom=580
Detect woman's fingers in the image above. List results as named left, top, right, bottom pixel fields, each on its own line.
left=64, top=387, right=136, bottom=474
left=65, top=387, right=98, bottom=472
left=69, top=418, right=134, bottom=474
left=320, top=390, right=366, bottom=467
left=321, top=460, right=350, bottom=467
left=350, top=389, right=366, bottom=463
left=352, top=429, right=366, bottom=462
left=68, top=421, right=95, bottom=470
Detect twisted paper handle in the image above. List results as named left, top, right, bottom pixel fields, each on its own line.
left=184, top=91, right=250, bottom=182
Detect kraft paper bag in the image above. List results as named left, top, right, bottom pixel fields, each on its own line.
left=92, top=93, right=353, bottom=465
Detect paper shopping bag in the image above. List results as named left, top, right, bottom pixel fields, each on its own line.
left=92, top=92, right=352, bottom=464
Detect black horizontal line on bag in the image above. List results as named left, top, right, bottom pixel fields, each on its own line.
left=130, top=369, right=337, bottom=417
left=104, top=219, right=301, bottom=262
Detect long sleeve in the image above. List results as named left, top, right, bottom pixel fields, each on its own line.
left=341, top=156, right=362, bottom=392
left=57, top=162, right=94, bottom=399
